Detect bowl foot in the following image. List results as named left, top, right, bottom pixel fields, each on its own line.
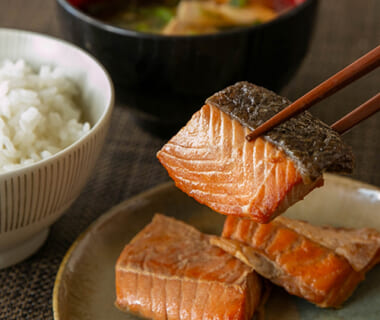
left=0, top=228, right=49, bottom=269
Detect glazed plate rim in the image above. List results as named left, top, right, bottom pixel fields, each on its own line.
left=53, top=173, right=380, bottom=320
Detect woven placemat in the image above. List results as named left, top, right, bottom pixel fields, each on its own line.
left=0, top=0, right=379, bottom=319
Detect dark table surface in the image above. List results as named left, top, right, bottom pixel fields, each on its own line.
left=0, top=0, right=379, bottom=319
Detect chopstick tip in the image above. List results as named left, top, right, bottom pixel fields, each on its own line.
left=245, top=132, right=257, bottom=141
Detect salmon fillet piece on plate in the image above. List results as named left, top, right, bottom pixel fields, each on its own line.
left=157, top=82, right=353, bottom=223
left=211, top=215, right=380, bottom=308
left=115, top=214, right=263, bottom=320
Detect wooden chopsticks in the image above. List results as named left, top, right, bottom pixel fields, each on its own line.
left=246, top=45, right=380, bottom=141
left=331, top=93, right=380, bottom=134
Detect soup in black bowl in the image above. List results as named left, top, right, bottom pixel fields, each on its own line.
left=77, top=0, right=280, bottom=35
left=57, top=0, right=318, bottom=136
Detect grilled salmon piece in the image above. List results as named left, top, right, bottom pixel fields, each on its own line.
left=157, top=104, right=323, bottom=223
left=157, top=82, right=354, bottom=223
left=211, top=216, right=380, bottom=308
left=115, top=214, right=263, bottom=320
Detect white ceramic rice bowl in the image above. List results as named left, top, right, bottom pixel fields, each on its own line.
left=0, top=28, right=114, bottom=269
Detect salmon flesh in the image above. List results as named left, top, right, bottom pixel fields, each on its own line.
left=157, top=103, right=323, bottom=223
left=115, top=214, right=263, bottom=320
left=211, top=216, right=380, bottom=308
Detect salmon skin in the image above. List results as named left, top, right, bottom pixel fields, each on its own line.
left=115, top=214, right=263, bottom=320
left=211, top=216, right=380, bottom=308
left=157, top=103, right=323, bottom=223
left=206, top=82, right=354, bottom=182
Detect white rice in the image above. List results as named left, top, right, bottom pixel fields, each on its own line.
left=0, top=59, right=90, bottom=172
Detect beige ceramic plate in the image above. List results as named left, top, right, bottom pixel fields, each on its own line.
left=53, top=174, right=380, bottom=320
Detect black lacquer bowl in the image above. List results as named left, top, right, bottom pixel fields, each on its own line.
left=56, top=0, right=318, bottom=136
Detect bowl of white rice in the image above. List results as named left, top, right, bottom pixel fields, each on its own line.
left=0, top=28, right=114, bottom=269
